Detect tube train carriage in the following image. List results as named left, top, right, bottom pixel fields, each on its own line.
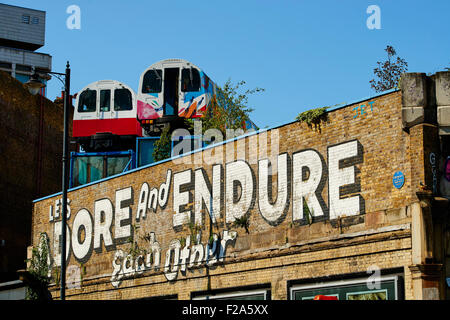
left=137, top=59, right=217, bottom=135
left=73, top=59, right=257, bottom=151
left=73, top=80, right=145, bottom=151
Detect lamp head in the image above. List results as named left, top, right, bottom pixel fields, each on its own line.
left=24, top=72, right=45, bottom=95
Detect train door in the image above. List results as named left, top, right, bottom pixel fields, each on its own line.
left=97, top=87, right=112, bottom=132
left=163, top=67, right=179, bottom=116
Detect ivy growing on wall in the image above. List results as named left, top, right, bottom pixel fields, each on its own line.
left=24, top=233, right=52, bottom=300
left=295, top=106, right=329, bottom=128
left=233, top=215, right=250, bottom=234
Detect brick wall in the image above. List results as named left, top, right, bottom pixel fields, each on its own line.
left=0, top=70, right=71, bottom=281
left=31, top=89, right=439, bottom=299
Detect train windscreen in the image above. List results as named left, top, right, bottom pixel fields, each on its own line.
left=181, top=68, right=200, bottom=92
left=142, top=69, right=162, bottom=93
left=114, top=89, right=133, bottom=111
left=78, top=89, right=97, bottom=112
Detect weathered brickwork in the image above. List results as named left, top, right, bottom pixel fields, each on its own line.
left=30, top=89, right=443, bottom=300
left=0, top=71, right=72, bottom=282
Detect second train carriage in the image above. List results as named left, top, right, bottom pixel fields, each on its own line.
left=137, top=59, right=218, bottom=135
left=73, top=80, right=145, bottom=151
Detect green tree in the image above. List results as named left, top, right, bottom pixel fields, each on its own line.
left=186, top=79, right=263, bottom=135
left=370, top=45, right=408, bottom=92
left=153, top=79, right=264, bottom=162
left=23, top=233, right=53, bottom=300
left=152, top=124, right=172, bottom=162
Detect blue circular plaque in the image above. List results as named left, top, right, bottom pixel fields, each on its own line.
left=393, top=171, right=405, bottom=189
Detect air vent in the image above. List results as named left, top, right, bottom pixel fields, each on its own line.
left=22, top=14, right=30, bottom=24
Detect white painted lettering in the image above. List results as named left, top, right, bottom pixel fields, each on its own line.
left=328, top=140, right=360, bottom=219
left=292, top=149, right=325, bottom=222
left=225, top=160, right=254, bottom=224
left=71, top=208, right=93, bottom=261
left=114, top=187, right=133, bottom=241
left=93, top=198, right=114, bottom=251
left=258, top=153, right=289, bottom=224
left=173, top=170, right=192, bottom=227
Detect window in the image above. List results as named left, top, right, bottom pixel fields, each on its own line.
left=78, top=89, right=97, bottom=113
left=100, top=90, right=111, bottom=112
left=22, top=15, right=30, bottom=24
left=192, top=286, right=271, bottom=300
left=34, top=67, right=50, bottom=74
left=114, top=89, right=133, bottom=111
left=290, top=275, right=400, bottom=300
left=72, top=156, right=103, bottom=187
left=136, top=137, right=160, bottom=167
left=181, top=68, right=200, bottom=92
left=15, top=64, right=32, bottom=73
left=142, top=69, right=162, bottom=93
left=107, top=157, right=132, bottom=177
left=0, top=61, right=12, bottom=70
left=71, top=153, right=133, bottom=188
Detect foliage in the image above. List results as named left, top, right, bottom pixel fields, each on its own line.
left=186, top=79, right=263, bottom=136
left=233, top=215, right=250, bottom=234
left=303, top=201, right=313, bottom=225
left=188, top=222, right=202, bottom=245
left=295, top=106, right=329, bottom=127
left=370, top=45, right=408, bottom=92
left=25, top=233, right=52, bottom=300
left=53, top=96, right=63, bottom=105
left=152, top=124, right=172, bottom=162
left=180, top=236, right=186, bottom=247
left=127, top=224, right=148, bottom=259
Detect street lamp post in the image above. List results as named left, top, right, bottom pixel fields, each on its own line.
left=25, top=62, right=71, bottom=300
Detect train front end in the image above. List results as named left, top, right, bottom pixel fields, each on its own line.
left=73, top=80, right=143, bottom=151
left=137, top=59, right=217, bottom=135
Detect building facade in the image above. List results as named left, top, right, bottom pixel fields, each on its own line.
left=0, top=70, right=69, bottom=288
left=30, top=71, right=450, bottom=300
left=0, top=4, right=51, bottom=96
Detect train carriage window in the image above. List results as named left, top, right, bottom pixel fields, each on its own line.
left=100, top=89, right=111, bottom=112
left=114, top=88, right=133, bottom=111
left=181, top=68, right=200, bottom=92
left=142, top=69, right=162, bottom=93
left=78, top=89, right=97, bottom=113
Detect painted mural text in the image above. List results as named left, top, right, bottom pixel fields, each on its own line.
left=353, top=101, right=375, bottom=118
left=48, top=139, right=364, bottom=287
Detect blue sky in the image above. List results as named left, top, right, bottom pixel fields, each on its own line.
left=7, top=0, right=450, bottom=128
